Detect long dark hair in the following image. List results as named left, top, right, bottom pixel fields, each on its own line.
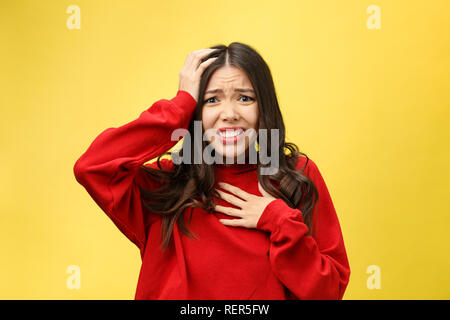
left=139, top=42, right=319, bottom=250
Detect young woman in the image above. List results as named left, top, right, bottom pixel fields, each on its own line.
left=73, top=42, right=351, bottom=300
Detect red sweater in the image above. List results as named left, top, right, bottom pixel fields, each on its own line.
left=73, top=90, right=351, bottom=300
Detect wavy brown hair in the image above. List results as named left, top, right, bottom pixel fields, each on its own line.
left=138, top=42, right=319, bottom=250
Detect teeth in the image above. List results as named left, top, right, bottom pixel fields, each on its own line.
left=219, top=129, right=244, bottom=138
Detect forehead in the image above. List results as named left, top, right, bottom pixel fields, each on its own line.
left=206, top=66, right=253, bottom=88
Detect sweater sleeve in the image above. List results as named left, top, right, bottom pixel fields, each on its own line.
left=73, top=90, right=197, bottom=255
left=255, top=158, right=351, bottom=300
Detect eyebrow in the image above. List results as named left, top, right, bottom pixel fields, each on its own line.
left=204, top=88, right=255, bottom=94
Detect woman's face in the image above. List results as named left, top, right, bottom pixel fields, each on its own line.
left=201, top=65, right=259, bottom=163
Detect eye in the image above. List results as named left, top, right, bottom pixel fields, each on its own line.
left=240, top=95, right=255, bottom=102
left=204, top=97, right=217, bottom=104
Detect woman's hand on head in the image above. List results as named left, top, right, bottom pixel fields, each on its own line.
left=178, top=48, right=219, bottom=103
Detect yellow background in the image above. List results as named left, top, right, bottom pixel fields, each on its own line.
left=1, top=0, right=449, bottom=299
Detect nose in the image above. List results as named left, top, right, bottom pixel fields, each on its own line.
left=220, top=104, right=240, bottom=122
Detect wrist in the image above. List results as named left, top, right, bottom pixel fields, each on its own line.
left=256, top=199, right=304, bottom=233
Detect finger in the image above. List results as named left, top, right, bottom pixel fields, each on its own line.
left=192, top=48, right=220, bottom=55
left=214, top=204, right=243, bottom=217
left=197, top=57, right=218, bottom=72
left=216, top=189, right=246, bottom=208
left=219, top=218, right=246, bottom=228
left=184, top=49, right=219, bottom=71
left=218, top=182, right=251, bottom=201
left=191, top=48, right=220, bottom=62
left=193, top=49, right=220, bottom=67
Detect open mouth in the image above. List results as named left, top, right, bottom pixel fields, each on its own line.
left=216, top=128, right=245, bottom=144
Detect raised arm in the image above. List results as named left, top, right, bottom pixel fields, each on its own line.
left=73, top=90, right=197, bottom=253
left=73, top=48, right=220, bottom=255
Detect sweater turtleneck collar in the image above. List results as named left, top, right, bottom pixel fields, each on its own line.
left=214, top=161, right=258, bottom=175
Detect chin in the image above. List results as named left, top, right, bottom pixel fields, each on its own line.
left=213, top=144, right=250, bottom=162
